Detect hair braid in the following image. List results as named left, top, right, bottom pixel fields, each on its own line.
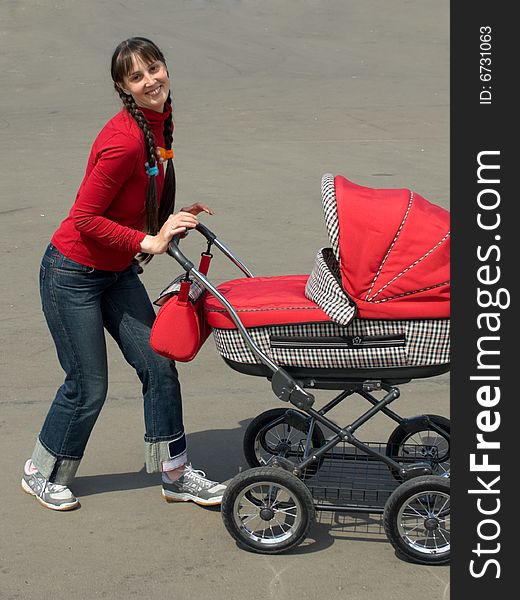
left=158, top=92, right=176, bottom=228
left=163, top=94, right=174, bottom=149
left=115, top=86, right=159, bottom=237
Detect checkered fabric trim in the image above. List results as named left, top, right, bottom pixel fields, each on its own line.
left=404, top=319, right=451, bottom=365
left=153, top=273, right=206, bottom=305
left=305, top=248, right=356, bottom=326
left=321, top=173, right=340, bottom=260
left=212, top=318, right=450, bottom=369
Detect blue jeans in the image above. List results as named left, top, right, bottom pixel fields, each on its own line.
left=31, top=244, right=187, bottom=485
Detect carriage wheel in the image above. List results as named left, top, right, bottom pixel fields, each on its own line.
left=383, top=475, right=450, bottom=565
left=221, top=467, right=315, bottom=554
left=243, top=408, right=326, bottom=477
left=386, top=415, right=450, bottom=477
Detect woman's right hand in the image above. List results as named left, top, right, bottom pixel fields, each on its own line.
left=140, top=211, right=199, bottom=254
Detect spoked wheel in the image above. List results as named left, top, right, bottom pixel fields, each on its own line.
left=221, top=467, right=315, bottom=554
left=383, top=475, right=450, bottom=565
left=386, top=415, right=450, bottom=477
left=243, top=408, right=326, bottom=476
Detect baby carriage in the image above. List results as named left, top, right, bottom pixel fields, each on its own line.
left=151, top=173, right=451, bottom=565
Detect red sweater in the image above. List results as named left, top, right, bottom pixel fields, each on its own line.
left=51, top=104, right=171, bottom=271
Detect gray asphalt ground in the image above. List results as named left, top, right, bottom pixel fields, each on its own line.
left=1, top=1, right=449, bottom=599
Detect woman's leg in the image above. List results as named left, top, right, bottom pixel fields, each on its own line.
left=31, top=245, right=112, bottom=485
left=100, top=264, right=187, bottom=473
left=100, top=266, right=226, bottom=505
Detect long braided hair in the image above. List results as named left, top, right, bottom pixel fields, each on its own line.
left=111, top=37, right=176, bottom=264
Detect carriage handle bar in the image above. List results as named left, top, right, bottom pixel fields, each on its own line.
left=167, top=222, right=315, bottom=411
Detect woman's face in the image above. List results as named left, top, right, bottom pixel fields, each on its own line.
left=120, top=54, right=170, bottom=112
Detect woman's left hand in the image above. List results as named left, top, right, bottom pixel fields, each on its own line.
left=180, top=202, right=214, bottom=216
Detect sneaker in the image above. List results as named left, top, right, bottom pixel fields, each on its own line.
left=161, top=464, right=226, bottom=506
left=21, top=460, right=80, bottom=511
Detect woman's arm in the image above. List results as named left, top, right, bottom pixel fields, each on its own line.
left=71, top=135, right=147, bottom=253
left=139, top=202, right=214, bottom=254
left=71, top=133, right=213, bottom=255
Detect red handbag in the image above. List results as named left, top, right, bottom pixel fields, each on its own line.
left=150, top=254, right=212, bottom=362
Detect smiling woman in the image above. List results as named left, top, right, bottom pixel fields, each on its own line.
left=21, top=37, right=223, bottom=512
left=110, top=38, right=178, bottom=252
left=119, top=58, right=170, bottom=112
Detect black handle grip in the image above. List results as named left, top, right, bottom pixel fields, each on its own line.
left=166, top=233, right=194, bottom=271
left=195, top=222, right=217, bottom=242
left=166, top=223, right=218, bottom=271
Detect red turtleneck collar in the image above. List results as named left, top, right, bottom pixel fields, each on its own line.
left=138, top=102, right=172, bottom=128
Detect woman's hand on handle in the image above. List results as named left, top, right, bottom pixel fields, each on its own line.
left=140, top=211, right=199, bottom=255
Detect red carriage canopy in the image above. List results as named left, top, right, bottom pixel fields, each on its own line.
left=331, top=175, right=450, bottom=320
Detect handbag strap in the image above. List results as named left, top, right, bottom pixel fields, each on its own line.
left=178, top=252, right=212, bottom=304
left=198, top=252, right=212, bottom=276
left=177, top=279, right=191, bottom=304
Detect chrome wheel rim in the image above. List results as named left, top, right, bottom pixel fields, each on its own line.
left=232, top=481, right=303, bottom=546
left=397, top=490, right=450, bottom=555
left=399, top=430, right=450, bottom=475
left=255, top=423, right=305, bottom=465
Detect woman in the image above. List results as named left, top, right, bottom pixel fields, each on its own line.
left=21, top=37, right=226, bottom=511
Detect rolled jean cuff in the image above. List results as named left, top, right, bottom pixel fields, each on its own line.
left=31, top=438, right=81, bottom=486
left=144, top=431, right=187, bottom=473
